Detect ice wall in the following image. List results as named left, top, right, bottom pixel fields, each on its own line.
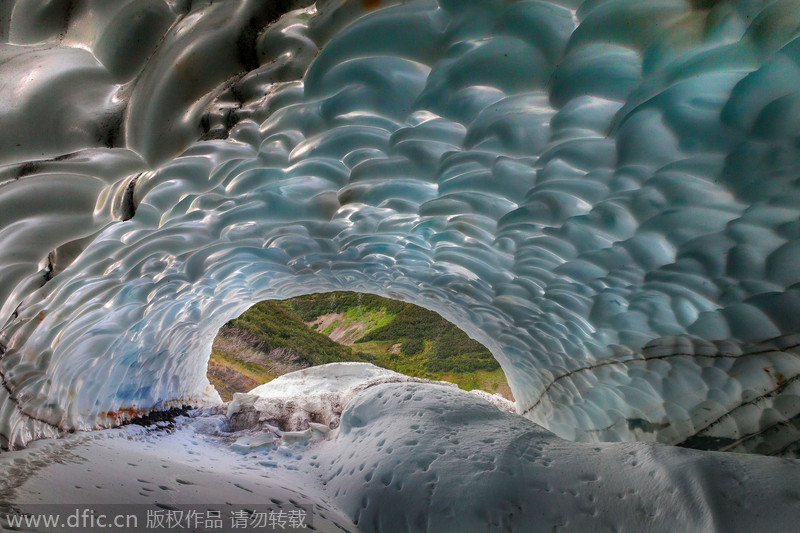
left=2, top=0, right=800, bottom=453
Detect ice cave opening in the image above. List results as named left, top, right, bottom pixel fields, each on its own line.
left=205, top=290, right=514, bottom=404
left=3, top=0, right=800, bottom=455
left=5, top=0, right=800, bottom=530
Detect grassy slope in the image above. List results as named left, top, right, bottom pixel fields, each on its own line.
left=309, top=307, right=396, bottom=345
left=352, top=340, right=512, bottom=399
left=208, top=300, right=360, bottom=400
left=224, top=300, right=357, bottom=366
left=356, top=304, right=500, bottom=373
left=207, top=350, right=274, bottom=402
left=283, top=292, right=407, bottom=322
left=208, top=292, right=513, bottom=401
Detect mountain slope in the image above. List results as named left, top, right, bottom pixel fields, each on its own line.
left=207, top=292, right=512, bottom=401
left=224, top=300, right=355, bottom=366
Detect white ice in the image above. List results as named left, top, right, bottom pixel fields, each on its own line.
left=2, top=363, right=799, bottom=532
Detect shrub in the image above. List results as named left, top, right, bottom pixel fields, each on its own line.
left=401, top=337, right=424, bottom=355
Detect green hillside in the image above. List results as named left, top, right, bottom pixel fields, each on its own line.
left=207, top=292, right=512, bottom=402
left=224, top=300, right=355, bottom=366
left=357, top=304, right=500, bottom=373
left=281, top=292, right=406, bottom=322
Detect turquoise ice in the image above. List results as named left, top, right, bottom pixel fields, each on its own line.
left=1, top=0, right=800, bottom=456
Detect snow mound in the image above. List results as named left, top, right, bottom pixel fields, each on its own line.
left=2, top=378, right=800, bottom=532
left=227, top=363, right=450, bottom=432
left=468, top=389, right=516, bottom=413
left=316, top=381, right=800, bottom=533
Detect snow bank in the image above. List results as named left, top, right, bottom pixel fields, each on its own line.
left=228, top=362, right=450, bottom=432
left=316, top=381, right=800, bottom=533
left=2, top=366, right=800, bottom=532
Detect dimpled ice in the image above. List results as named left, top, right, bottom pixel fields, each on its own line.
left=1, top=0, right=800, bottom=460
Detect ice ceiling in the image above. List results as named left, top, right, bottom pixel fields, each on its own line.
left=1, top=0, right=800, bottom=453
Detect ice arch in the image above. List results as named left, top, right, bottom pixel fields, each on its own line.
left=2, top=0, right=800, bottom=454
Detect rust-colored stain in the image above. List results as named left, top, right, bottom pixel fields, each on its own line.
left=36, top=311, right=46, bottom=322
left=94, top=397, right=201, bottom=429
left=763, top=367, right=787, bottom=386
left=363, top=0, right=381, bottom=10
left=99, top=406, right=140, bottom=423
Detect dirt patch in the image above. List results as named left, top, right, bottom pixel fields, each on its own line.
left=207, top=359, right=260, bottom=402
left=492, top=381, right=514, bottom=402
left=307, top=313, right=370, bottom=345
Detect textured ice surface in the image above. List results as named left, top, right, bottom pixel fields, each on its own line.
left=2, top=0, right=800, bottom=453
left=317, top=380, right=800, bottom=533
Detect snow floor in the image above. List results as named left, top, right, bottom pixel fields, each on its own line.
left=0, top=419, right=356, bottom=532
left=2, top=364, right=800, bottom=532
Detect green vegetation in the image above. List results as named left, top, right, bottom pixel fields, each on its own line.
left=206, top=349, right=277, bottom=402
left=224, top=300, right=358, bottom=366
left=313, top=307, right=396, bottom=340
left=401, top=337, right=423, bottom=355
left=208, top=291, right=513, bottom=401
left=346, top=306, right=396, bottom=331
left=281, top=291, right=405, bottom=322
left=210, top=349, right=276, bottom=383
left=359, top=305, right=499, bottom=373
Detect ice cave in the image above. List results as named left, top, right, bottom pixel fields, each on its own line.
left=3, top=0, right=800, bottom=531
